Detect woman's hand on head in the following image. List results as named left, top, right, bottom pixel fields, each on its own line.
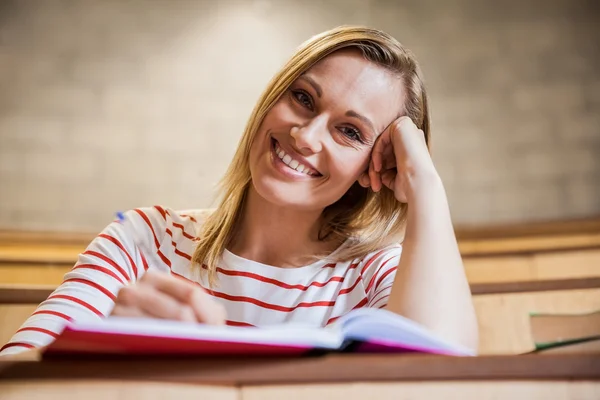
left=359, top=116, right=440, bottom=203
left=110, top=270, right=227, bottom=325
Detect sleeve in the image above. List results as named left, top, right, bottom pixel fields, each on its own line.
left=0, top=206, right=168, bottom=356
left=360, top=244, right=402, bottom=309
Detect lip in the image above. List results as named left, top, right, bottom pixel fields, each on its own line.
left=270, top=137, right=322, bottom=176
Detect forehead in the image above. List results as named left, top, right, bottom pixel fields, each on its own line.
left=302, top=49, right=404, bottom=132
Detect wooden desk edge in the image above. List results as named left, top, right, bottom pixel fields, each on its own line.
left=1, top=354, right=599, bottom=385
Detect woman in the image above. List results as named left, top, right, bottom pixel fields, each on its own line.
left=1, top=26, right=478, bottom=355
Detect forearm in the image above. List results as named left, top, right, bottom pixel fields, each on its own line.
left=387, top=175, right=479, bottom=351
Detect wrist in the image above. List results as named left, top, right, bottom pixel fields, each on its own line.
left=406, top=170, right=445, bottom=202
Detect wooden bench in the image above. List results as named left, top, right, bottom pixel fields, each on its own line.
left=2, top=217, right=600, bottom=285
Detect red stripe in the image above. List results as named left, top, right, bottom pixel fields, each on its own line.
left=175, top=247, right=192, bottom=261
left=140, top=252, right=149, bottom=271
left=373, top=266, right=397, bottom=292
left=338, top=274, right=364, bottom=295
left=353, top=296, right=368, bottom=309
left=172, top=222, right=197, bottom=240
left=83, top=250, right=131, bottom=282
left=369, top=284, right=393, bottom=306
left=157, top=251, right=171, bottom=268
left=166, top=229, right=193, bottom=261
left=134, top=209, right=172, bottom=268
left=135, top=209, right=160, bottom=248
left=226, top=320, right=256, bottom=327
left=322, top=263, right=338, bottom=268
left=73, top=264, right=125, bottom=284
left=365, top=258, right=398, bottom=293
left=154, top=205, right=167, bottom=220
left=32, top=309, right=72, bottom=321
left=171, top=269, right=354, bottom=313
left=0, top=342, right=35, bottom=352
left=180, top=214, right=198, bottom=223
left=64, top=278, right=117, bottom=302
left=164, top=209, right=198, bottom=240
left=199, top=262, right=359, bottom=291
left=209, top=290, right=336, bottom=312
left=375, top=294, right=391, bottom=308
left=48, top=294, right=104, bottom=317
left=16, top=326, right=59, bottom=339
left=326, top=297, right=369, bottom=325
left=360, top=250, right=388, bottom=276
left=99, top=233, right=138, bottom=278
left=215, top=267, right=349, bottom=291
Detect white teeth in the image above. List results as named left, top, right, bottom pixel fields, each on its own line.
left=274, top=143, right=316, bottom=176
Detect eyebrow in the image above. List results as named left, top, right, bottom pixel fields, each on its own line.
left=298, top=75, right=322, bottom=98
left=346, top=110, right=376, bottom=136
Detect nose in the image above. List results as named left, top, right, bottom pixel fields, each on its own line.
left=290, top=116, right=327, bottom=155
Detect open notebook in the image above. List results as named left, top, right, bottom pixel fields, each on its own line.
left=43, top=308, right=474, bottom=357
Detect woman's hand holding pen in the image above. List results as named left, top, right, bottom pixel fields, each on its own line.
left=110, top=270, right=227, bottom=325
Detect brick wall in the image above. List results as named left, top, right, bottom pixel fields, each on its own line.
left=0, top=0, right=598, bottom=231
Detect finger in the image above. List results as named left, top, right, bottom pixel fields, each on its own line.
left=110, top=304, right=148, bottom=318
left=124, top=284, right=197, bottom=321
left=369, top=157, right=381, bottom=192
left=141, top=271, right=226, bottom=325
left=188, top=289, right=227, bottom=325
left=381, top=148, right=396, bottom=171
left=141, top=270, right=204, bottom=304
left=371, top=129, right=392, bottom=172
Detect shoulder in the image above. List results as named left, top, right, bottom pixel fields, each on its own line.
left=120, top=205, right=210, bottom=243
left=357, top=243, right=402, bottom=270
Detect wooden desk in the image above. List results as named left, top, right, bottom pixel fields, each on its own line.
left=1, top=353, right=599, bottom=399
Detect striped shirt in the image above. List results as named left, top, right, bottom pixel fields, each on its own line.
left=0, top=206, right=402, bottom=355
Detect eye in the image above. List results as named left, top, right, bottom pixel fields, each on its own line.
left=338, top=126, right=363, bottom=142
left=291, top=89, right=314, bottom=111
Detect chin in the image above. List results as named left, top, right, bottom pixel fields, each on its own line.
left=251, top=177, right=325, bottom=211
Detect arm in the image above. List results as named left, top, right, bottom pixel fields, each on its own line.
left=0, top=208, right=162, bottom=356
left=365, top=117, right=478, bottom=352
left=387, top=174, right=478, bottom=351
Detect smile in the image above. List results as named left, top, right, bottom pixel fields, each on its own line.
left=271, top=138, right=321, bottom=177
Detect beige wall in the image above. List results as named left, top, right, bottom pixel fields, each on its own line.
left=0, top=0, right=598, bottom=232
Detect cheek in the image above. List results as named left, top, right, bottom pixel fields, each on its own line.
left=259, top=99, right=297, bottom=130
left=329, top=151, right=370, bottom=183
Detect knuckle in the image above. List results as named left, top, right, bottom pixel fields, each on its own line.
left=116, top=285, right=137, bottom=306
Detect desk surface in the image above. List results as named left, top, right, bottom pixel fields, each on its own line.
left=1, top=353, right=599, bottom=386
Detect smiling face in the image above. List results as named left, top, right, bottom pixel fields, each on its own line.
left=248, top=49, right=405, bottom=211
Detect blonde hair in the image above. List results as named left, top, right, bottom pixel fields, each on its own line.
left=192, top=26, right=431, bottom=285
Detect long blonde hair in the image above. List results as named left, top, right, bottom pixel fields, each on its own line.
left=192, top=26, right=431, bottom=285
